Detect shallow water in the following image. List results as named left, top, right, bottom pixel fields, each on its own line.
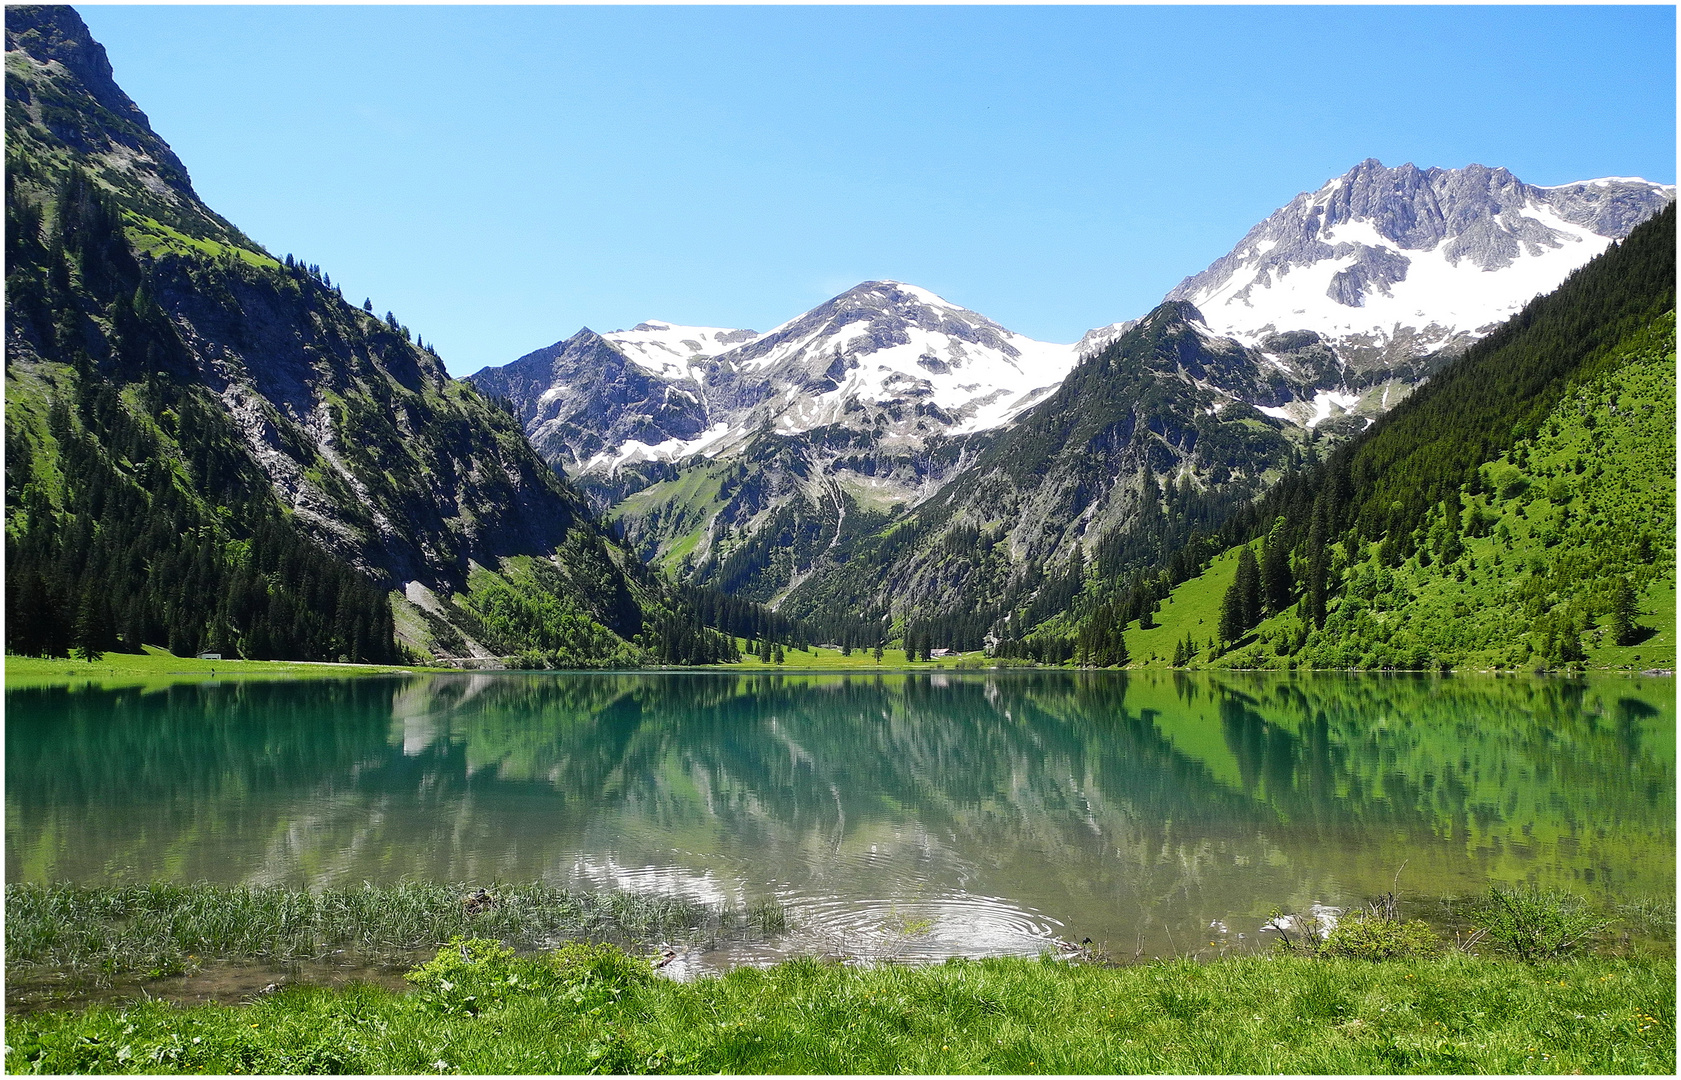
left=6, top=670, right=1673, bottom=970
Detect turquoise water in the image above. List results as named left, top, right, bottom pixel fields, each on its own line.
left=6, top=670, right=1672, bottom=963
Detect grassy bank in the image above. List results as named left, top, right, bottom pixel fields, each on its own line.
left=6, top=944, right=1673, bottom=1074
left=4, top=882, right=780, bottom=982
left=4, top=644, right=1002, bottom=685
left=4, top=646, right=440, bottom=689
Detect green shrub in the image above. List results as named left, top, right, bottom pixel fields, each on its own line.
left=404, top=938, right=654, bottom=1018
left=547, top=940, right=655, bottom=998
left=1473, top=886, right=1608, bottom=962
left=405, top=937, right=528, bottom=1016
left=1320, top=912, right=1440, bottom=961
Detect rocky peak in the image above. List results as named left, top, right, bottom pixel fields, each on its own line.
left=6, top=5, right=155, bottom=139
left=6, top=5, right=250, bottom=246
left=1163, top=160, right=1674, bottom=370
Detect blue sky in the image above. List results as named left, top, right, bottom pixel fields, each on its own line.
left=81, top=5, right=1676, bottom=376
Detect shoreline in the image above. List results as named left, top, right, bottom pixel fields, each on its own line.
left=8, top=651, right=1674, bottom=690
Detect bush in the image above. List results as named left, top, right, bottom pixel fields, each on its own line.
left=1473, top=886, right=1608, bottom=962
left=1320, top=912, right=1440, bottom=961
left=405, top=937, right=527, bottom=1016
left=404, top=938, right=654, bottom=1017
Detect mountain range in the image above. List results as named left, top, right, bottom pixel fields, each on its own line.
left=5, top=4, right=1673, bottom=668
left=470, top=161, right=1671, bottom=620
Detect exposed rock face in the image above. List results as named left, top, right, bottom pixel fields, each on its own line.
left=1075, top=320, right=1140, bottom=358
left=778, top=301, right=1305, bottom=626
left=471, top=328, right=713, bottom=473
left=1166, top=159, right=1674, bottom=381
left=469, top=282, right=1079, bottom=600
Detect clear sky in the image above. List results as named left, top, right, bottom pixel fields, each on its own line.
left=79, top=4, right=1677, bottom=376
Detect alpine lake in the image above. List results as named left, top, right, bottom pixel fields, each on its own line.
left=6, top=669, right=1673, bottom=981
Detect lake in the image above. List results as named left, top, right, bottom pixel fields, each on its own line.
left=6, top=670, right=1673, bottom=969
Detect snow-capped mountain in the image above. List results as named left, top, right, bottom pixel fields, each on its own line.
left=469, top=159, right=1672, bottom=605
left=713, top=281, right=1077, bottom=440
left=1152, top=160, right=1673, bottom=429
left=469, top=282, right=1081, bottom=602
left=1169, top=160, right=1673, bottom=368
left=471, top=281, right=1078, bottom=477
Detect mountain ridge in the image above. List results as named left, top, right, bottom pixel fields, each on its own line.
left=4, top=4, right=740, bottom=666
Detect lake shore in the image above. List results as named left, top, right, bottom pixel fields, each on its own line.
left=11, top=646, right=1673, bottom=690
left=3, top=648, right=451, bottom=690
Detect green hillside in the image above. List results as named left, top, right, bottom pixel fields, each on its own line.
left=1131, top=315, right=1675, bottom=672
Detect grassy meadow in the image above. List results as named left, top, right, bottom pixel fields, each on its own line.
left=4, top=645, right=441, bottom=690
left=5, top=945, right=1672, bottom=1075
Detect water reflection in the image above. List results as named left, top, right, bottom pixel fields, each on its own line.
left=7, top=671, right=1672, bottom=959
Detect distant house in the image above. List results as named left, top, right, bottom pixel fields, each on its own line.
left=198, top=652, right=222, bottom=660
left=930, top=648, right=952, bottom=658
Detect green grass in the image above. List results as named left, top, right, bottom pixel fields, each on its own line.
left=609, top=464, right=731, bottom=574
left=6, top=946, right=1672, bottom=1074
left=1122, top=543, right=1248, bottom=666
left=707, top=641, right=993, bottom=671
left=3, top=882, right=779, bottom=983
left=4, top=646, right=438, bottom=689
left=1121, top=324, right=1676, bottom=673
left=124, top=215, right=278, bottom=269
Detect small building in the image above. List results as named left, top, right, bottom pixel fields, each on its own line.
left=930, top=648, right=953, bottom=658
left=198, top=652, right=222, bottom=660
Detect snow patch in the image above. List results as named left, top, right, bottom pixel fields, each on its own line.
left=604, top=322, right=760, bottom=380
left=1191, top=196, right=1617, bottom=348
left=584, top=421, right=735, bottom=472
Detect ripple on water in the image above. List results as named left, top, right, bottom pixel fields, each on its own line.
left=654, top=888, right=1067, bottom=980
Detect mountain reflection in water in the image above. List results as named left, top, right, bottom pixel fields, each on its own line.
left=7, top=671, right=1672, bottom=961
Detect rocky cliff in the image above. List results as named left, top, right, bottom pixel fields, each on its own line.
left=4, top=5, right=680, bottom=664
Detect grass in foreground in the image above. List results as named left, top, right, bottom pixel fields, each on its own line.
left=5, top=944, right=1673, bottom=1075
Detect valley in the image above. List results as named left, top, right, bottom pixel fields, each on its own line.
left=4, top=7, right=1674, bottom=1075
left=4, top=1, right=1675, bottom=674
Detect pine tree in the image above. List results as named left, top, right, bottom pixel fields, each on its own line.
left=1237, top=545, right=1261, bottom=629
left=71, top=586, right=106, bottom=662
left=1306, top=493, right=1330, bottom=630
left=1220, top=546, right=1261, bottom=643
left=1260, top=523, right=1293, bottom=616
left=1609, top=578, right=1641, bottom=646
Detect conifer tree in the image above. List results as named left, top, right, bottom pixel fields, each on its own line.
left=1609, top=578, right=1641, bottom=646
left=1219, top=546, right=1262, bottom=644
left=1261, top=522, right=1293, bottom=615
left=71, top=587, right=105, bottom=662
left=1305, top=493, right=1330, bottom=630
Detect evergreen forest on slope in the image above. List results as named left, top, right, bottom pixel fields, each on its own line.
left=2, top=5, right=770, bottom=668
